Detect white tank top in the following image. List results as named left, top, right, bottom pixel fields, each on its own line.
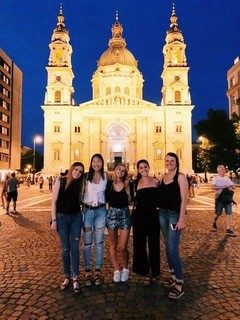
left=83, top=173, right=107, bottom=206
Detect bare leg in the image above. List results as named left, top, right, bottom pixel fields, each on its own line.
left=107, top=229, right=120, bottom=270
left=118, top=229, right=130, bottom=268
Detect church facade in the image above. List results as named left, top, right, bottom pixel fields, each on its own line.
left=42, top=7, right=194, bottom=175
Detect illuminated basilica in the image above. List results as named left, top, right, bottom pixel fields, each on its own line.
left=42, top=6, right=194, bottom=174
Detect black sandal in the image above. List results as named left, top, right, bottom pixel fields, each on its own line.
left=94, top=272, right=103, bottom=286
left=73, top=278, right=81, bottom=294
left=163, top=277, right=175, bottom=288
left=60, top=277, right=70, bottom=291
left=143, top=276, right=152, bottom=286
left=85, top=273, right=92, bottom=287
left=168, top=283, right=185, bottom=300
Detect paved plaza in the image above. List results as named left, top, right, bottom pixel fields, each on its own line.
left=0, top=185, right=239, bottom=320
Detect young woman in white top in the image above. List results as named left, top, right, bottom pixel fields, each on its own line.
left=83, top=154, right=108, bottom=286
left=212, top=164, right=236, bottom=236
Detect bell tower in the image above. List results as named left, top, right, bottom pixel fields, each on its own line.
left=44, top=5, right=74, bottom=105
left=161, top=4, right=191, bottom=106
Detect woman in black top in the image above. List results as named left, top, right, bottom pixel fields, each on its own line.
left=106, top=164, right=131, bottom=283
left=158, top=152, right=188, bottom=300
left=132, top=159, right=160, bottom=285
left=51, top=162, right=85, bottom=294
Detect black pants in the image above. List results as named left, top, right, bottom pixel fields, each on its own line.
left=132, top=213, right=160, bottom=277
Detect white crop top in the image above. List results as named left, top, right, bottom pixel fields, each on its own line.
left=83, top=173, right=107, bottom=206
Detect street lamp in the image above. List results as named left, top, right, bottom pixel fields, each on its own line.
left=33, top=134, right=43, bottom=184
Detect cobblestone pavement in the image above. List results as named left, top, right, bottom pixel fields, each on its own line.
left=0, top=188, right=239, bottom=319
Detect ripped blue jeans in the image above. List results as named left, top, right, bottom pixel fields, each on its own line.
left=57, top=212, right=83, bottom=278
left=83, top=207, right=107, bottom=270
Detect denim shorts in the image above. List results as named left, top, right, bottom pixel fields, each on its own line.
left=215, top=198, right=232, bottom=215
left=107, top=207, right=131, bottom=230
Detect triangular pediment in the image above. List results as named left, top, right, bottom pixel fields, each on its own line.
left=79, top=93, right=156, bottom=109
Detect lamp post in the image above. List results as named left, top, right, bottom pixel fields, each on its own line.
left=33, top=135, right=43, bottom=184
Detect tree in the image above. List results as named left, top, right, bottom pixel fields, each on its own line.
left=21, top=149, right=43, bottom=174
left=194, top=109, right=240, bottom=174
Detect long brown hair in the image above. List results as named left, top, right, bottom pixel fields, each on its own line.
left=65, top=162, right=85, bottom=195
left=87, top=153, right=105, bottom=182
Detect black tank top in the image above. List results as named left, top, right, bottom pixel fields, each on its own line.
left=105, top=180, right=128, bottom=208
left=56, top=178, right=82, bottom=214
left=158, top=173, right=181, bottom=213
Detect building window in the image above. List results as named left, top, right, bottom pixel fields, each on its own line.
left=1, top=126, right=8, bottom=135
left=175, top=91, right=181, bottom=103
left=230, top=95, right=235, bottom=106
left=0, top=139, right=9, bottom=148
left=155, top=126, right=162, bottom=134
left=0, top=152, right=9, bottom=162
left=155, top=148, right=162, bottom=160
left=74, top=148, right=80, bottom=160
left=176, top=125, right=182, bottom=133
left=74, top=126, right=80, bottom=133
left=229, top=78, right=234, bottom=87
left=106, top=87, right=111, bottom=95
left=55, top=91, right=61, bottom=103
left=54, top=125, right=60, bottom=133
left=1, top=113, right=8, bottom=122
left=3, top=63, right=10, bottom=72
left=124, top=87, right=129, bottom=95
left=1, top=100, right=9, bottom=110
left=2, top=87, right=9, bottom=97
left=115, top=87, right=121, bottom=93
left=54, top=149, right=60, bottom=160
left=2, top=74, right=10, bottom=85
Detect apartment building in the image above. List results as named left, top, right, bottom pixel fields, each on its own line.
left=0, top=48, right=22, bottom=179
left=226, top=56, right=240, bottom=118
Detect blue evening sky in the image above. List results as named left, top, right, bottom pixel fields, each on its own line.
left=0, top=0, right=239, bottom=150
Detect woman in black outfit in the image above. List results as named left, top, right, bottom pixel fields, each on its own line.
left=51, top=162, right=85, bottom=294
left=132, top=159, right=160, bottom=285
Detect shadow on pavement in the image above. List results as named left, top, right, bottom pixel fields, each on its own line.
left=8, top=212, right=45, bottom=235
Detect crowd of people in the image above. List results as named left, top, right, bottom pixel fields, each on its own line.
left=1, top=153, right=236, bottom=300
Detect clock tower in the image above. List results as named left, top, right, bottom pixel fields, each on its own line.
left=44, top=5, right=74, bottom=105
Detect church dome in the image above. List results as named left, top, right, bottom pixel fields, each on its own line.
left=97, top=15, right=137, bottom=68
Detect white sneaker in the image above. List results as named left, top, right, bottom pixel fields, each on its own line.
left=113, top=270, right=121, bottom=283
left=121, top=268, right=129, bottom=282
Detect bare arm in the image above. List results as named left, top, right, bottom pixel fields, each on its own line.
left=176, top=173, right=188, bottom=230
left=51, top=179, right=60, bottom=231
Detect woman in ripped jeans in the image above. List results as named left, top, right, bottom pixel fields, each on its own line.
left=83, top=153, right=108, bottom=286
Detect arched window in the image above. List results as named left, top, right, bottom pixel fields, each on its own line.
left=175, top=91, right=181, bottom=103
left=106, top=87, right=111, bottom=95
left=115, top=87, right=121, bottom=93
left=54, top=149, right=60, bottom=160
left=55, top=91, right=61, bottom=103
left=155, top=148, right=162, bottom=160
left=124, top=87, right=129, bottom=95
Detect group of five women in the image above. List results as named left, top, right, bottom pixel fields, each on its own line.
left=51, top=152, right=188, bottom=300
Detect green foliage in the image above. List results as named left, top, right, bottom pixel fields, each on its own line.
left=21, top=150, right=43, bottom=174
left=194, top=109, right=240, bottom=173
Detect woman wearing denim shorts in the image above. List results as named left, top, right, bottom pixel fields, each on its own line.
left=157, top=152, right=188, bottom=300
left=51, top=162, right=85, bottom=294
left=83, top=154, right=107, bottom=286
left=106, top=164, right=131, bottom=283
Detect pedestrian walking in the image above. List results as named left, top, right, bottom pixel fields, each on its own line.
left=48, top=176, right=53, bottom=191
left=39, top=176, right=44, bottom=192
left=157, top=152, right=188, bottom=299
left=6, top=173, right=20, bottom=215
left=1, top=175, right=9, bottom=209
left=83, top=153, right=107, bottom=286
left=105, top=163, right=131, bottom=283
left=51, top=162, right=85, bottom=294
left=212, top=164, right=236, bottom=236
left=132, top=159, right=160, bottom=285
